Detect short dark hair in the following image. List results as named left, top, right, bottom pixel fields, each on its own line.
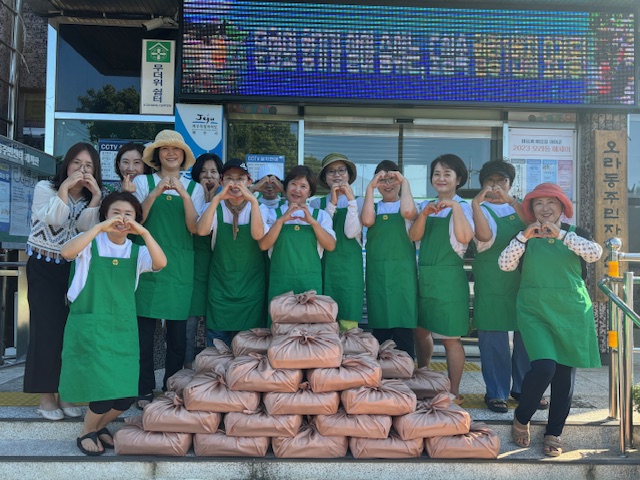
left=52, top=143, right=103, bottom=201
left=375, top=160, right=400, bottom=174
left=283, top=165, right=318, bottom=196
left=114, top=143, right=149, bottom=180
left=99, top=191, right=143, bottom=223
left=478, top=158, right=516, bottom=186
left=191, top=153, right=223, bottom=182
left=430, top=154, right=468, bottom=190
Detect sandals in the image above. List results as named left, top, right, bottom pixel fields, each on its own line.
left=136, top=394, right=154, bottom=410
left=451, top=394, right=465, bottom=405
left=543, top=435, right=563, bottom=457
left=511, top=391, right=549, bottom=410
left=77, top=431, right=105, bottom=456
left=97, top=427, right=114, bottom=449
left=484, top=395, right=508, bottom=413
left=511, top=418, right=530, bottom=448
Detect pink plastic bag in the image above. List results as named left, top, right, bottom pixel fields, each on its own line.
left=264, top=382, right=340, bottom=415
left=269, top=290, right=338, bottom=324
left=194, top=339, right=234, bottom=374
left=225, top=405, right=302, bottom=437
left=231, top=328, right=272, bottom=356
left=349, top=429, right=424, bottom=459
left=182, top=365, right=261, bottom=412
left=307, top=354, right=382, bottom=392
left=340, top=328, right=379, bottom=357
left=114, top=421, right=192, bottom=456
left=166, top=368, right=196, bottom=396
left=194, top=430, right=270, bottom=457
left=425, top=421, right=500, bottom=459
left=142, top=392, right=221, bottom=434
left=404, top=367, right=451, bottom=399
left=393, top=392, right=471, bottom=440
left=341, top=379, right=417, bottom=415
left=226, top=353, right=303, bottom=392
left=268, top=331, right=342, bottom=369
left=377, top=340, right=415, bottom=379
left=316, top=408, right=391, bottom=439
left=272, top=420, right=348, bottom=458
left=271, top=322, right=339, bottom=336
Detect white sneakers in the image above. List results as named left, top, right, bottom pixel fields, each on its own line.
left=36, top=406, right=83, bottom=420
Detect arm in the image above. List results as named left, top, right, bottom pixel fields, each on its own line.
left=172, top=178, right=200, bottom=234
left=31, top=182, right=71, bottom=227
left=240, top=184, right=265, bottom=240
left=472, top=187, right=493, bottom=242
left=361, top=172, right=386, bottom=227
left=563, top=231, right=603, bottom=263
left=393, top=172, right=417, bottom=220
left=60, top=222, right=105, bottom=260
left=343, top=197, right=363, bottom=239
left=408, top=203, right=428, bottom=242
left=448, top=201, right=474, bottom=245
left=305, top=207, right=337, bottom=252
left=498, top=222, right=542, bottom=271
left=138, top=176, right=171, bottom=223
left=196, top=183, right=233, bottom=236
left=128, top=220, right=168, bottom=271
left=258, top=204, right=298, bottom=251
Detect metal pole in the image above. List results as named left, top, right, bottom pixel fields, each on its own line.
left=606, top=238, right=622, bottom=419
left=622, top=271, right=634, bottom=450
left=8, top=0, right=24, bottom=140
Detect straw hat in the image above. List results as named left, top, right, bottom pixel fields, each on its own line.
left=318, top=152, right=357, bottom=189
left=142, top=130, right=196, bottom=170
left=522, top=182, right=573, bottom=223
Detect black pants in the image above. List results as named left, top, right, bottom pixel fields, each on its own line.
left=372, top=328, right=415, bottom=358
left=514, top=359, right=576, bottom=437
left=138, top=317, right=187, bottom=396
left=89, top=397, right=135, bottom=414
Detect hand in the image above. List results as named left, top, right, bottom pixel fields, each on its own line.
left=367, top=171, right=387, bottom=191
left=200, top=178, right=219, bottom=202
left=152, top=176, right=172, bottom=197
left=270, top=177, right=284, bottom=194
left=59, top=171, right=84, bottom=192
left=330, top=184, right=340, bottom=205
left=82, top=174, right=102, bottom=199
left=214, top=183, right=235, bottom=202
left=299, top=204, right=315, bottom=224
left=100, top=215, right=127, bottom=234
left=252, top=176, right=269, bottom=193
left=435, top=198, right=458, bottom=211
left=522, top=221, right=543, bottom=239
left=340, top=182, right=355, bottom=201
left=238, top=183, right=257, bottom=202
left=281, top=202, right=302, bottom=222
left=421, top=201, right=441, bottom=217
left=121, top=175, right=136, bottom=193
left=170, top=177, right=188, bottom=197
left=539, top=221, right=561, bottom=238
left=386, top=171, right=404, bottom=185
left=124, top=217, right=148, bottom=236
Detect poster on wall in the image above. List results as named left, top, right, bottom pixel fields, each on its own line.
left=141, top=39, right=175, bottom=115
left=9, top=164, right=38, bottom=237
left=507, top=128, right=576, bottom=205
left=245, top=154, right=285, bottom=181
left=175, top=104, right=224, bottom=170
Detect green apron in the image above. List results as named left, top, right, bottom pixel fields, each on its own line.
left=517, top=225, right=601, bottom=368
left=365, top=204, right=417, bottom=329
left=418, top=209, right=470, bottom=336
left=135, top=175, right=195, bottom=320
left=320, top=196, right=364, bottom=322
left=267, top=207, right=323, bottom=302
left=472, top=205, right=524, bottom=331
left=59, top=240, right=140, bottom=402
left=189, top=234, right=212, bottom=316
left=207, top=203, right=266, bottom=330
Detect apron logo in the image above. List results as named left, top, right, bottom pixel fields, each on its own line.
left=166, top=195, right=173, bottom=201
left=112, top=259, right=119, bottom=266
left=382, top=215, right=388, bottom=220
left=548, top=239, right=555, bottom=244
left=294, top=225, right=301, bottom=231
left=509, top=215, right=515, bottom=220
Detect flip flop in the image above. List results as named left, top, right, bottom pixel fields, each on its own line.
left=543, top=435, right=563, bottom=457
left=76, top=431, right=105, bottom=456
left=97, top=427, right=114, bottom=449
left=484, top=395, right=508, bottom=413
left=511, top=418, right=530, bottom=448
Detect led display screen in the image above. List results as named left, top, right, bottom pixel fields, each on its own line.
left=180, top=1, right=635, bottom=106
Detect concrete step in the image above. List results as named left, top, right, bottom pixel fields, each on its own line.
left=0, top=416, right=639, bottom=480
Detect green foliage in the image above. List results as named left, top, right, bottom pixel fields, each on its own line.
left=634, top=383, right=640, bottom=413
left=228, top=122, right=299, bottom=172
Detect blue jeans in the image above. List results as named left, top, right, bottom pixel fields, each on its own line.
left=206, top=329, right=238, bottom=349
left=478, top=330, right=530, bottom=401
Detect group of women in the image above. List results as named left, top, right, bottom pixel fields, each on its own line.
left=24, top=129, right=603, bottom=458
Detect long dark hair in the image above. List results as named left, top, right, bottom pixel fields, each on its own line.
left=114, top=143, right=149, bottom=180
left=52, top=143, right=103, bottom=201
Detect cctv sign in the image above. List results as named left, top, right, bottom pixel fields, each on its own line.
left=141, top=39, right=175, bottom=115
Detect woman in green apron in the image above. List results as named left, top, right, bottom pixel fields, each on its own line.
left=409, top=154, right=474, bottom=404
left=133, top=130, right=206, bottom=408
left=499, top=182, right=602, bottom=457
left=259, top=165, right=336, bottom=307
left=311, top=153, right=364, bottom=330
left=59, top=192, right=166, bottom=455
left=472, top=159, right=533, bottom=413
left=185, top=153, right=223, bottom=368
left=196, top=158, right=267, bottom=346
left=361, top=160, right=418, bottom=356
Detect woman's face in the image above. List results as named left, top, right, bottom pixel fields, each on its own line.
left=118, top=149, right=144, bottom=180
left=199, top=160, right=220, bottom=189
left=158, top=146, right=184, bottom=170
left=376, top=173, right=401, bottom=202
left=532, top=196, right=563, bottom=224
left=221, top=168, right=250, bottom=198
left=107, top=200, right=136, bottom=233
left=482, top=173, right=511, bottom=199
left=286, top=175, right=311, bottom=204
left=431, top=162, right=459, bottom=196
left=324, top=161, right=349, bottom=188
left=67, top=150, right=95, bottom=177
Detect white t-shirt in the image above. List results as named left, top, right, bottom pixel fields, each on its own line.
left=474, top=202, right=518, bottom=253
left=200, top=200, right=269, bottom=250
left=133, top=173, right=207, bottom=215
left=263, top=202, right=336, bottom=258
left=67, top=232, right=156, bottom=302
left=374, top=199, right=420, bottom=235
left=418, top=195, right=475, bottom=257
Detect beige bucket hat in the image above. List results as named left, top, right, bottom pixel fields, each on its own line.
left=142, top=130, right=196, bottom=170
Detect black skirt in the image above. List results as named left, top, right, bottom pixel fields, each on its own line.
left=23, top=255, right=71, bottom=393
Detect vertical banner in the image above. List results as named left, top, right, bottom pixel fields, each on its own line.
left=140, top=39, right=175, bottom=115
left=175, top=104, right=224, bottom=164
left=508, top=128, right=576, bottom=206
left=594, top=130, right=628, bottom=300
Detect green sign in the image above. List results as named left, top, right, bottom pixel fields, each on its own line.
left=146, top=41, right=172, bottom=63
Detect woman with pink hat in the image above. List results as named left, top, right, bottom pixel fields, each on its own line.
left=132, top=130, right=206, bottom=408
left=499, top=182, right=603, bottom=457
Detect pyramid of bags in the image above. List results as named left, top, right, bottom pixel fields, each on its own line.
left=114, top=290, right=500, bottom=459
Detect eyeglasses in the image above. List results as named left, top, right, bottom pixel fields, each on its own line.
left=326, top=167, right=348, bottom=176
left=379, top=178, right=396, bottom=185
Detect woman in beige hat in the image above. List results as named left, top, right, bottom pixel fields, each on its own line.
left=310, top=153, right=364, bottom=328
left=132, top=130, right=206, bottom=408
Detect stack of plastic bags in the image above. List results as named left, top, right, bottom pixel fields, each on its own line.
left=114, top=290, right=500, bottom=459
